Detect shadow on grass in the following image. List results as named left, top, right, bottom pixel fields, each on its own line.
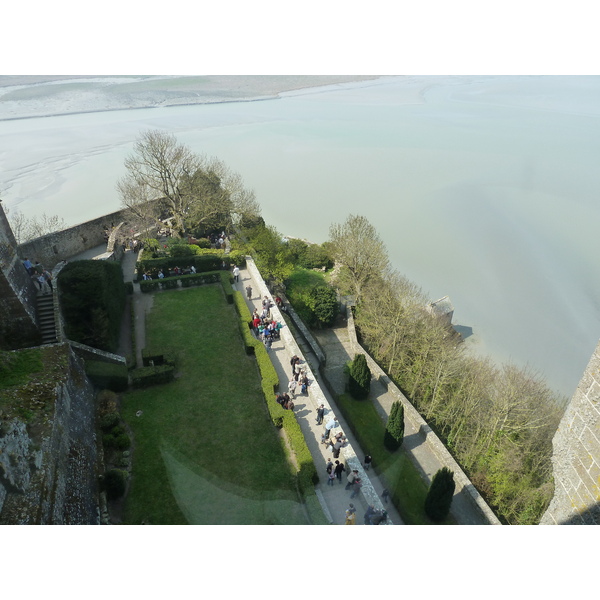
left=335, top=392, right=454, bottom=525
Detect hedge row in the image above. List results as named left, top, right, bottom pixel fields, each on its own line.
left=141, top=350, right=177, bottom=368
left=231, top=290, right=318, bottom=493
left=136, top=250, right=246, bottom=281
left=85, top=360, right=129, bottom=392
left=131, top=364, right=176, bottom=388
left=139, top=271, right=224, bottom=293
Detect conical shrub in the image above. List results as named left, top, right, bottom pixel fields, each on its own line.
left=348, top=353, right=371, bottom=399
left=384, top=400, right=405, bottom=451
left=424, top=467, right=456, bottom=522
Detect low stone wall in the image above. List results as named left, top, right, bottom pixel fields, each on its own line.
left=345, top=306, right=501, bottom=525
left=17, top=207, right=131, bottom=269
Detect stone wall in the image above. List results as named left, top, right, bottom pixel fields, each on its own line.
left=541, top=340, right=600, bottom=524
left=16, top=207, right=132, bottom=270
left=0, top=344, right=100, bottom=524
left=345, top=306, right=501, bottom=525
left=0, top=200, right=40, bottom=349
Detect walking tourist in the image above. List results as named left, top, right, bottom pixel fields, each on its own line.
left=316, top=404, right=325, bottom=425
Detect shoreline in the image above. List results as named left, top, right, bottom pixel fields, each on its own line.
left=0, top=75, right=384, bottom=122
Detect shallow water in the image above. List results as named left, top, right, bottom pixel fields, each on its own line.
left=2, top=75, right=599, bottom=397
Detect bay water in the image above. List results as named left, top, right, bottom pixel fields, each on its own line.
left=2, top=75, right=600, bottom=397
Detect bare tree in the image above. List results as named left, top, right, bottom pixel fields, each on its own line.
left=328, top=214, right=390, bottom=303
left=117, top=130, right=260, bottom=236
left=6, top=207, right=67, bottom=244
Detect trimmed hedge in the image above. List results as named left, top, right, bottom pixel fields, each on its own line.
left=139, top=271, right=224, bottom=293
left=136, top=251, right=247, bottom=281
left=131, top=364, right=176, bottom=388
left=231, top=289, right=318, bottom=492
left=85, top=360, right=129, bottom=392
left=141, top=351, right=177, bottom=368
left=58, top=260, right=127, bottom=353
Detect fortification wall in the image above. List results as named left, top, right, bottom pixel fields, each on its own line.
left=0, top=200, right=40, bottom=349
left=16, top=207, right=131, bottom=270
left=0, top=344, right=100, bottom=524
left=541, top=340, right=600, bottom=524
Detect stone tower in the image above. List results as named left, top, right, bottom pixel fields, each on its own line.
left=540, top=339, right=600, bottom=524
left=0, top=199, right=41, bottom=349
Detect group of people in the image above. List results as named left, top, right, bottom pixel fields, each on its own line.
left=275, top=392, right=295, bottom=411
left=142, top=265, right=197, bottom=280
left=22, top=257, right=53, bottom=294
left=289, top=355, right=310, bottom=397
left=122, top=238, right=143, bottom=253
left=344, top=503, right=388, bottom=525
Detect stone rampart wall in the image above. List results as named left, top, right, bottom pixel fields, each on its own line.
left=0, top=344, right=99, bottom=524
left=541, top=340, right=600, bottom=524
left=16, top=207, right=131, bottom=270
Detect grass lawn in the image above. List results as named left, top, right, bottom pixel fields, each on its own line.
left=336, top=392, right=454, bottom=525
left=121, top=285, right=309, bottom=524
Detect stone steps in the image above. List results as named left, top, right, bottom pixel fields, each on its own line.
left=36, top=293, right=57, bottom=344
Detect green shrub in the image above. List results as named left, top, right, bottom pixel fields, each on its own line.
left=85, top=360, right=129, bottom=392
left=348, top=353, right=371, bottom=399
left=139, top=280, right=160, bottom=293
left=58, top=260, right=126, bottom=352
left=131, top=364, right=176, bottom=388
left=115, top=432, right=131, bottom=450
left=195, top=238, right=211, bottom=249
left=425, top=467, right=456, bottom=522
left=103, top=469, right=128, bottom=500
left=110, top=424, right=126, bottom=437
left=309, top=285, right=338, bottom=327
left=102, top=433, right=116, bottom=448
left=169, top=244, right=195, bottom=257
left=100, top=412, right=120, bottom=431
left=161, top=278, right=179, bottom=290
left=142, top=238, right=160, bottom=252
left=301, top=243, right=334, bottom=270
left=124, top=281, right=134, bottom=295
left=384, top=400, right=405, bottom=451
left=141, top=351, right=176, bottom=367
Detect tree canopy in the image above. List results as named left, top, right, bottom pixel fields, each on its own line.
left=117, top=130, right=261, bottom=237
left=328, top=214, right=389, bottom=303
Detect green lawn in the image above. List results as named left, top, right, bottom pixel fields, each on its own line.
left=336, top=392, right=454, bottom=525
left=121, top=285, right=309, bottom=524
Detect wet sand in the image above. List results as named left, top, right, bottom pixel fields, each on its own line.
left=0, top=75, right=380, bottom=121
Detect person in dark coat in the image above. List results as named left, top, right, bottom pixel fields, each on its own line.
left=316, top=404, right=325, bottom=425
left=334, top=460, right=346, bottom=484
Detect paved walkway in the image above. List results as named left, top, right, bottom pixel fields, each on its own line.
left=233, top=264, right=402, bottom=525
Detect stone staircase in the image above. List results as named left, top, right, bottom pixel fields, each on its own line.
left=36, top=293, right=58, bottom=344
